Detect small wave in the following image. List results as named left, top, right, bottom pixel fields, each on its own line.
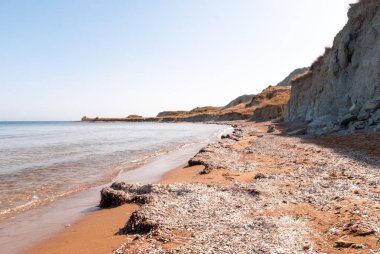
left=0, top=195, right=41, bottom=217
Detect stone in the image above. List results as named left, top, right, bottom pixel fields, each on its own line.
left=363, top=99, right=380, bottom=112
left=354, top=121, right=365, bottom=130
left=99, top=187, right=129, bottom=208
left=253, top=173, right=266, bottom=179
left=340, top=114, right=357, bottom=126
left=333, top=125, right=342, bottom=132
left=351, top=243, right=365, bottom=249
left=267, top=125, right=275, bottom=133
left=357, top=109, right=370, bottom=121
left=122, top=211, right=158, bottom=235
left=370, top=109, right=380, bottom=124
left=287, top=127, right=307, bottom=136
left=221, top=134, right=231, bottom=139
left=335, top=239, right=354, bottom=248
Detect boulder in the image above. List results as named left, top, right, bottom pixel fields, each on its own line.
left=340, top=114, right=357, bottom=126
left=363, top=99, right=380, bottom=112
left=370, top=109, right=380, bottom=124
left=99, top=187, right=129, bottom=208
left=357, top=109, right=370, bottom=121
left=354, top=121, right=365, bottom=130
left=287, top=127, right=307, bottom=136
left=122, top=211, right=158, bottom=235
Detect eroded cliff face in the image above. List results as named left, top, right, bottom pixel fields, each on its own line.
left=286, top=0, right=380, bottom=134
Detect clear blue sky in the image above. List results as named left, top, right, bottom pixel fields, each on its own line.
left=0, top=0, right=356, bottom=120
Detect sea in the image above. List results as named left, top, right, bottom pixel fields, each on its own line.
left=0, top=121, right=228, bottom=221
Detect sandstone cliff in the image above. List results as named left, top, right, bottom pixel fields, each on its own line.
left=286, top=0, right=380, bottom=134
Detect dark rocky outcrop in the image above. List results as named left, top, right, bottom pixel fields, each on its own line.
left=286, top=0, right=380, bottom=134
left=122, top=212, right=158, bottom=235
left=99, top=183, right=153, bottom=208
left=99, top=187, right=129, bottom=208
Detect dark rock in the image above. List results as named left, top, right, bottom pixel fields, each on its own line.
left=254, top=173, right=267, bottom=179
left=370, top=109, right=380, bottom=124
left=221, top=134, right=231, bottom=139
left=287, top=128, right=307, bottom=136
left=129, top=195, right=152, bottom=205
left=110, top=182, right=153, bottom=194
left=246, top=188, right=260, bottom=196
left=340, top=114, right=357, bottom=126
left=122, top=211, right=158, bottom=235
left=354, top=121, right=365, bottom=129
left=357, top=109, right=370, bottom=121
left=99, top=187, right=129, bottom=208
left=351, top=243, right=365, bottom=249
left=199, top=168, right=211, bottom=174
left=267, top=125, right=275, bottom=133
left=363, top=99, right=380, bottom=112
left=188, top=158, right=208, bottom=168
left=335, top=239, right=354, bottom=248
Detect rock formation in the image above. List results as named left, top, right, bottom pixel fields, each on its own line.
left=223, top=94, right=255, bottom=109
left=276, top=67, right=309, bottom=87
left=286, top=0, right=380, bottom=134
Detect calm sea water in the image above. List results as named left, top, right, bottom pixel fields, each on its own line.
left=0, top=121, right=226, bottom=220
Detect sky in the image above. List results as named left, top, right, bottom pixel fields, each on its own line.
left=0, top=0, right=357, bottom=120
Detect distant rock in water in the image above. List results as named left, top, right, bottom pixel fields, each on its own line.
left=276, top=67, right=309, bottom=87
left=286, top=0, right=380, bottom=134
left=224, top=94, right=255, bottom=109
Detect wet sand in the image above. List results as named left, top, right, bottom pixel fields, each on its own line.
left=1, top=139, right=223, bottom=254
left=25, top=163, right=244, bottom=254
left=26, top=204, right=139, bottom=254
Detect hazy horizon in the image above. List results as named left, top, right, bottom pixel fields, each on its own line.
left=1, top=0, right=357, bottom=121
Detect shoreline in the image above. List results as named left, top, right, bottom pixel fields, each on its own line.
left=13, top=121, right=380, bottom=253
left=21, top=122, right=258, bottom=254
left=1, top=124, right=230, bottom=254
left=23, top=164, right=200, bottom=254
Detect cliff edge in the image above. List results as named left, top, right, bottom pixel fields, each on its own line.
left=286, top=0, right=380, bottom=134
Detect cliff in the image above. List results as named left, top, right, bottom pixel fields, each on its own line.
left=276, top=67, right=309, bottom=87
left=286, top=0, right=380, bottom=134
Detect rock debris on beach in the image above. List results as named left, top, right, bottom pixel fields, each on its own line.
left=103, top=123, right=380, bottom=253
left=110, top=183, right=313, bottom=254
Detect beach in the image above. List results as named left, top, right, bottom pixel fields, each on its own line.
left=0, top=122, right=228, bottom=254
left=22, top=121, right=380, bottom=253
